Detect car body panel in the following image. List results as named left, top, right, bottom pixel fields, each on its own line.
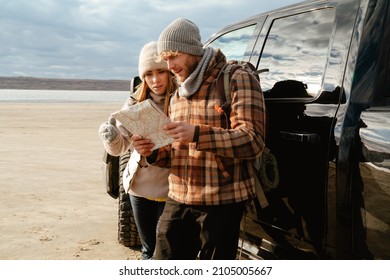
left=205, top=0, right=390, bottom=259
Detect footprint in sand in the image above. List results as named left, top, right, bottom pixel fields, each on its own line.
left=74, top=239, right=102, bottom=257
left=39, top=236, right=53, bottom=242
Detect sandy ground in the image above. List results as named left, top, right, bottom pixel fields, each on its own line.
left=0, top=102, right=142, bottom=260
left=1, top=102, right=389, bottom=262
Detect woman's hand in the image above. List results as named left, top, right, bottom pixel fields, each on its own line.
left=98, top=117, right=119, bottom=143
left=131, top=135, right=155, bottom=157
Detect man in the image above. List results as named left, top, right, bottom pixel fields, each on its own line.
left=132, top=17, right=266, bottom=260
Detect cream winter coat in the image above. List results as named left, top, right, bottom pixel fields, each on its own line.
left=102, top=91, right=169, bottom=200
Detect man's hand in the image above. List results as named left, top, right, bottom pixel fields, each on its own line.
left=163, top=121, right=196, bottom=144
left=131, top=135, right=155, bottom=157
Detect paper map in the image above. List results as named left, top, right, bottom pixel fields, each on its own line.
left=111, top=99, right=173, bottom=150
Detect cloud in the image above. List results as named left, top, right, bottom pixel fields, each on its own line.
left=0, top=0, right=300, bottom=79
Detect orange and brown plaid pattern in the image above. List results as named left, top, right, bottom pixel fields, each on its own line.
left=153, top=49, right=266, bottom=205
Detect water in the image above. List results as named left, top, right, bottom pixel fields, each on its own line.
left=0, top=89, right=130, bottom=103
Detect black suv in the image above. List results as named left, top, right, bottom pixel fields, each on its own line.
left=204, top=0, right=390, bottom=259
left=106, top=0, right=389, bottom=259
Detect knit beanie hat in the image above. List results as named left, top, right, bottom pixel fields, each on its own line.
left=157, top=18, right=204, bottom=56
left=138, top=41, right=168, bottom=79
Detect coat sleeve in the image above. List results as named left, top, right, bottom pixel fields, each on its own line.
left=101, top=98, right=135, bottom=156
left=146, top=144, right=171, bottom=168
left=102, top=128, right=133, bottom=156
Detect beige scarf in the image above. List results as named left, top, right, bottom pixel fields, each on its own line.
left=178, top=47, right=214, bottom=98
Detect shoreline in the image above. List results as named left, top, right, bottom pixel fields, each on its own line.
left=0, top=76, right=130, bottom=91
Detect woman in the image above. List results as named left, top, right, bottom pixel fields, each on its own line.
left=99, top=41, right=176, bottom=259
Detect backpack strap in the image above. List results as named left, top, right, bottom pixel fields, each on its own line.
left=216, top=64, right=236, bottom=106
left=222, top=64, right=235, bottom=105
left=215, top=63, right=240, bottom=128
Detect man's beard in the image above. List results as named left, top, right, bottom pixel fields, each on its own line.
left=178, top=55, right=201, bottom=83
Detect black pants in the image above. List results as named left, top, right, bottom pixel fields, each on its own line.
left=130, top=195, right=165, bottom=260
left=154, top=197, right=246, bottom=260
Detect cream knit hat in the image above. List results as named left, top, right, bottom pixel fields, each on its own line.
left=157, top=18, right=204, bottom=56
left=138, top=41, right=168, bottom=79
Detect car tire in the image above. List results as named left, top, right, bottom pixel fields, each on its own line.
left=117, top=151, right=141, bottom=248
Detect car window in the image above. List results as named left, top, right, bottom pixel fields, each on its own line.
left=207, top=24, right=257, bottom=61
left=259, top=8, right=336, bottom=98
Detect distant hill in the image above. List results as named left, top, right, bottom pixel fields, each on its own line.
left=0, top=76, right=130, bottom=91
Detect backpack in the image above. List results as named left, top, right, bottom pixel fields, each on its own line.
left=215, top=60, right=279, bottom=208
left=102, top=150, right=120, bottom=199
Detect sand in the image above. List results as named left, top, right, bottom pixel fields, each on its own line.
left=0, top=102, right=142, bottom=260
left=1, top=102, right=388, bottom=263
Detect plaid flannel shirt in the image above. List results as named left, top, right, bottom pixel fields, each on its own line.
left=153, top=49, right=266, bottom=205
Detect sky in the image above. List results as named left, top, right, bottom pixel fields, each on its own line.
left=0, top=0, right=302, bottom=80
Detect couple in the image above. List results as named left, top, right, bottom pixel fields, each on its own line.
left=99, top=17, right=266, bottom=260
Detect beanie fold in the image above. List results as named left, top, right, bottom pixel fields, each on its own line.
left=158, top=41, right=204, bottom=56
